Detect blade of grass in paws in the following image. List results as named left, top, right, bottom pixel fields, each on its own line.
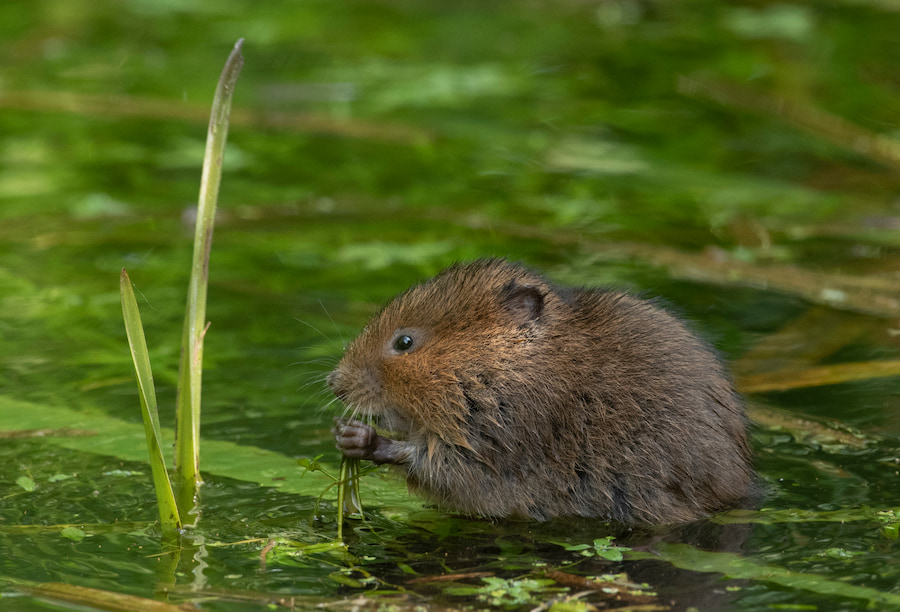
left=336, top=456, right=363, bottom=541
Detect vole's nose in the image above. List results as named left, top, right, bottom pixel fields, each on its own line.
left=326, top=369, right=345, bottom=399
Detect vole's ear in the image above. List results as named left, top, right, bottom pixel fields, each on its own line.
left=500, top=281, right=544, bottom=324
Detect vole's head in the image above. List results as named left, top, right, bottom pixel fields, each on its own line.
left=327, top=259, right=556, bottom=445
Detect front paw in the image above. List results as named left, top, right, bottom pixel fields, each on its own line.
left=331, top=417, right=411, bottom=464
left=332, top=418, right=378, bottom=459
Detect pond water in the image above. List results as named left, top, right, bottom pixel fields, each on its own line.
left=2, top=1, right=900, bottom=610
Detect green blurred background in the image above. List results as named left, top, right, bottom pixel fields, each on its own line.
left=2, top=1, right=900, bottom=610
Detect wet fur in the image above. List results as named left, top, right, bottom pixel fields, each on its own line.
left=328, top=259, right=754, bottom=523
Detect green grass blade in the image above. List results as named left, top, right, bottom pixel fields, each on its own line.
left=344, top=457, right=363, bottom=518
left=336, top=459, right=347, bottom=541
left=174, top=39, right=245, bottom=517
left=336, top=454, right=364, bottom=542
left=119, top=268, right=183, bottom=538
left=336, top=457, right=363, bottom=541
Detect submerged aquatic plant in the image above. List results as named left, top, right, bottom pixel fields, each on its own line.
left=444, top=576, right=566, bottom=608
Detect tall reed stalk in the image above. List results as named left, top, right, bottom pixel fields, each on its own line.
left=120, top=39, right=244, bottom=536
left=174, top=39, right=245, bottom=520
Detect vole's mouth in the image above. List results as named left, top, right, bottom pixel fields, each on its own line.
left=338, top=404, right=410, bottom=440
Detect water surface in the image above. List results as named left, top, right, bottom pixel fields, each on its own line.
left=2, top=1, right=900, bottom=610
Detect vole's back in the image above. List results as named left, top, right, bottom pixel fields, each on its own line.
left=520, top=289, right=753, bottom=522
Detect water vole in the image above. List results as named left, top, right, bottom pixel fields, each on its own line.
left=327, top=259, right=754, bottom=523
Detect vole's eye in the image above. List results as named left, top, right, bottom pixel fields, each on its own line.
left=393, top=334, right=414, bottom=351
left=387, top=328, right=422, bottom=355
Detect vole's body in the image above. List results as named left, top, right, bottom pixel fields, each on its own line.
left=328, top=259, right=754, bottom=523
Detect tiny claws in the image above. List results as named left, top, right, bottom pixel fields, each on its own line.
left=330, top=417, right=409, bottom=465
left=332, top=417, right=378, bottom=459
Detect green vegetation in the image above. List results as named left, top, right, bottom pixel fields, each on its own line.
left=119, top=39, right=244, bottom=537
left=2, top=0, right=900, bottom=609
left=120, top=267, right=183, bottom=537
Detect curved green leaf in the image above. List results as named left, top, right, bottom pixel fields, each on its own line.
left=120, top=268, right=182, bottom=538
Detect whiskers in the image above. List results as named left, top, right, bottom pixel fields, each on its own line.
left=341, top=403, right=360, bottom=422
left=287, top=297, right=363, bottom=413
left=293, top=299, right=350, bottom=352
left=284, top=356, right=333, bottom=410
left=287, top=302, right=351, bottom=411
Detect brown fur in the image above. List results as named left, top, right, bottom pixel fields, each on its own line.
left=328, top=259, right=755, bottom=523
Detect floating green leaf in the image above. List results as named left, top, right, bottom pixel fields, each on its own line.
left=557, top=536, right=630, bottom=561
left=0, top=396, right=383, bottom=504
left=15, top=476, right=35, bottom=492
left=60, top=526, right=86, bottom=542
